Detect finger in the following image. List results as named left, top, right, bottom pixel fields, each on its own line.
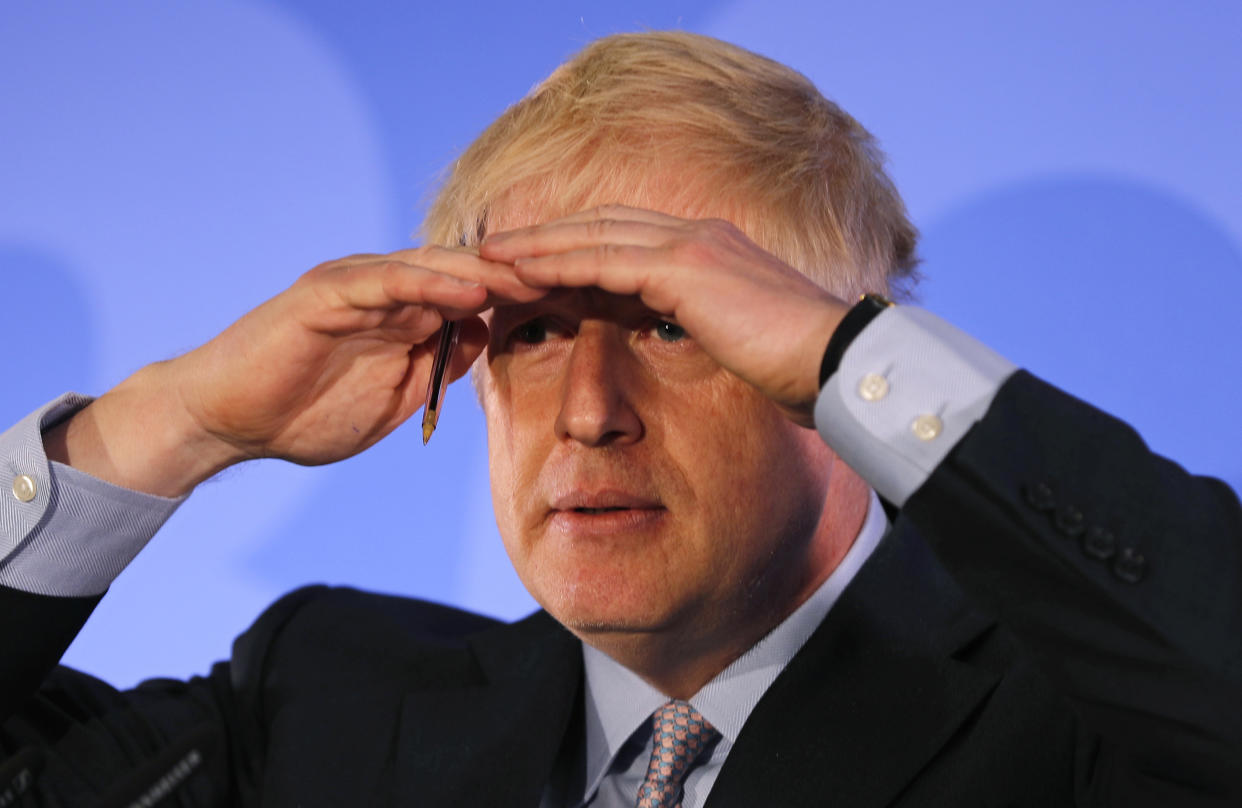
left=480, top=205, right=683, bottom=256
left=319, top=248, right=544, bottom=306
left=384, top=245, right=545, bottom=302
left=532, top=204, right=687, bottom=227
left=509, top=244, right=684, bottom=315
left=480, top=218, right=679, bottom=264
left=306, top=278, right=506, bottom=351
left=329, top=262, right=490, bottom=312
left=394, top=315, right=488, bottom=424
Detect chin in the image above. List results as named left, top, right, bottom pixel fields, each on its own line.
left=538, top=581, right=683, bottom=637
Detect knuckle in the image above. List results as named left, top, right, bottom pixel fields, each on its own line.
left=398, top=245, right=436, bottom=265
left=375, top=260, right=423, bottom=294
left=303, top=254, right=356, bottom=279
left=596, top=242, right=624, bottom=261
left=377, top=258, right=405, bottom=277
left=671, top=237, right=716, bottom=267
left=341, top=251, right=382, bottom=262
left=298, top=264, right=329, bottom=283
left=700, top=217, right=738, bottom=238
left=585, top=217, right=613, bottom=240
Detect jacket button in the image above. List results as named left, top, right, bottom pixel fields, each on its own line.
left=1112, top=547, right=1146, bottom=583
left=1083, top=526, right=1117, bottom=560
left=1023, top=482, right=1056, bottom=512
left=1054, top=505, right=1086, bottom=537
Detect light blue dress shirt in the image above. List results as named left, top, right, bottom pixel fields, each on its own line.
left=566, top=491, right=888, bottom=808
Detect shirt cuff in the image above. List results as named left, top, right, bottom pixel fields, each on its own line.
left=0, top=394, right=187, bottom=597
left=813, top=307, right=1018, bottom=506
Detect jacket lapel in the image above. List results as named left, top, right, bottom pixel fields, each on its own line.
left=395, top=610, right=582, bottom=808
left=706, top=524, right=999, bottom=808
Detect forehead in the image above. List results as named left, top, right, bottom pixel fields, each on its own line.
left=482, top=163, right=737, bottom=237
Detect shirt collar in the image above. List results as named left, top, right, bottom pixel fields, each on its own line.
left=579, top=489, right=889, bottom=798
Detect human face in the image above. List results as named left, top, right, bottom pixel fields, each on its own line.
left=480, top=285, right=841, bottom=659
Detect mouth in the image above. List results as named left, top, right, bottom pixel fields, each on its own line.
left=547, top=491, right=666, bottom=534
left=550, top=489, right=662, bottom=512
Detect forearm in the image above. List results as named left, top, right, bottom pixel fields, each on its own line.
left=909, top=370, right=1242, bottom=700
left=813, top=305, right=1242, bottom=796
left=814, top=306, right=1242, bottom=680
left=0, top=586, right=102, bottom=724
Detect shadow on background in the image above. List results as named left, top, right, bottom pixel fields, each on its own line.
left=0, top=245, right=96, bottom=425
left=273, top=0, right=727, bottom=230
left=920, top=175, right=1242, bottom=493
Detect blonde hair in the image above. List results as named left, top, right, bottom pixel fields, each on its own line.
left=422, top=31, right=918, bottom=300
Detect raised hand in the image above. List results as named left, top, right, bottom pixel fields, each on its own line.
left=480, top=205, right=852, bottom=426
left=46, top=248, right=540, bottom=496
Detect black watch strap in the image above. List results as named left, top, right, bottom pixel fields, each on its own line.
left=818, top=294, right=895, bottom=387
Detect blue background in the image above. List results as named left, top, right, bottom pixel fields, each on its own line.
left=3, top=1, right=1239, bottom=686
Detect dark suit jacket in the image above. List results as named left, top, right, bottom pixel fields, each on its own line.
left=2, top=372, right=1241, bottom=807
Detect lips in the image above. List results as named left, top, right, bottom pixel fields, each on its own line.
left=550, top=490, right=664, bottom=513
left=544, top=489, right=667, bottom=535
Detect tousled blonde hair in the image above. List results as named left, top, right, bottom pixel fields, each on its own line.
left=422, top=31, right=918, bottom=300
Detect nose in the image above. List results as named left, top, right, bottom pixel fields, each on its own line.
left=554, top=324, right=644, bottom=447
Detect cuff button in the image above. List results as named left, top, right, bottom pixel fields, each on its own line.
left=12, top=474, right=37, bottom=503
left=857, top=373, right=890, bottom=401
left=910, top=414, right=943, bottom=441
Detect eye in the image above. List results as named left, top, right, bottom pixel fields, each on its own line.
left=653, top=320, right=687, bottom=343
left=506, top=316, right=568, bottom=348
left=513, top=319, right=550, bottom=344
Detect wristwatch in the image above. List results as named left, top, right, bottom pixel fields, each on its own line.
left=818, top=294, right=895, bottom=387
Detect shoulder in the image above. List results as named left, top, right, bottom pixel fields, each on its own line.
left=258, top=584, right=504, bottom=643
left=230, top=585, right=514, bottom=694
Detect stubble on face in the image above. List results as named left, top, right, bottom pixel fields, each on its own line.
left=482, top=319, right=858, bottom=690
left=475, top=202, right=868, bottom=696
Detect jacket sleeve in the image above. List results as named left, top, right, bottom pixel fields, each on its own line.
left=0, top=583, right=325, bottom=807
left=904, top=370, right=1242, bottom=804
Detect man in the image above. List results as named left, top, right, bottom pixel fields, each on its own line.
left=1, top=31, right=1239, bottom=807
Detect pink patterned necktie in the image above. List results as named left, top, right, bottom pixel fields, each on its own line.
left=635, top=700, right=721, bottom=808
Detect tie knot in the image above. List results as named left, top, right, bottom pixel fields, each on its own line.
left=636, top=700, right=720, bottom=808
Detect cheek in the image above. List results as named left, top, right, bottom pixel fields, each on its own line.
left=664, top=378, right=830, bottom=543
left=481, top=366, right=555, bottom=552
left=481, top=376, right=518, bottom=541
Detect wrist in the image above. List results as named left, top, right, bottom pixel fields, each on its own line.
left=780, top=295, right=852, bottom=429
left=818, top=294, right=895, bottom=387
left=47, top=362, right=246, bottom=497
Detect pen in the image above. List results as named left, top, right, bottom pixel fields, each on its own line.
left=421, top=321, right=460, bottom=444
